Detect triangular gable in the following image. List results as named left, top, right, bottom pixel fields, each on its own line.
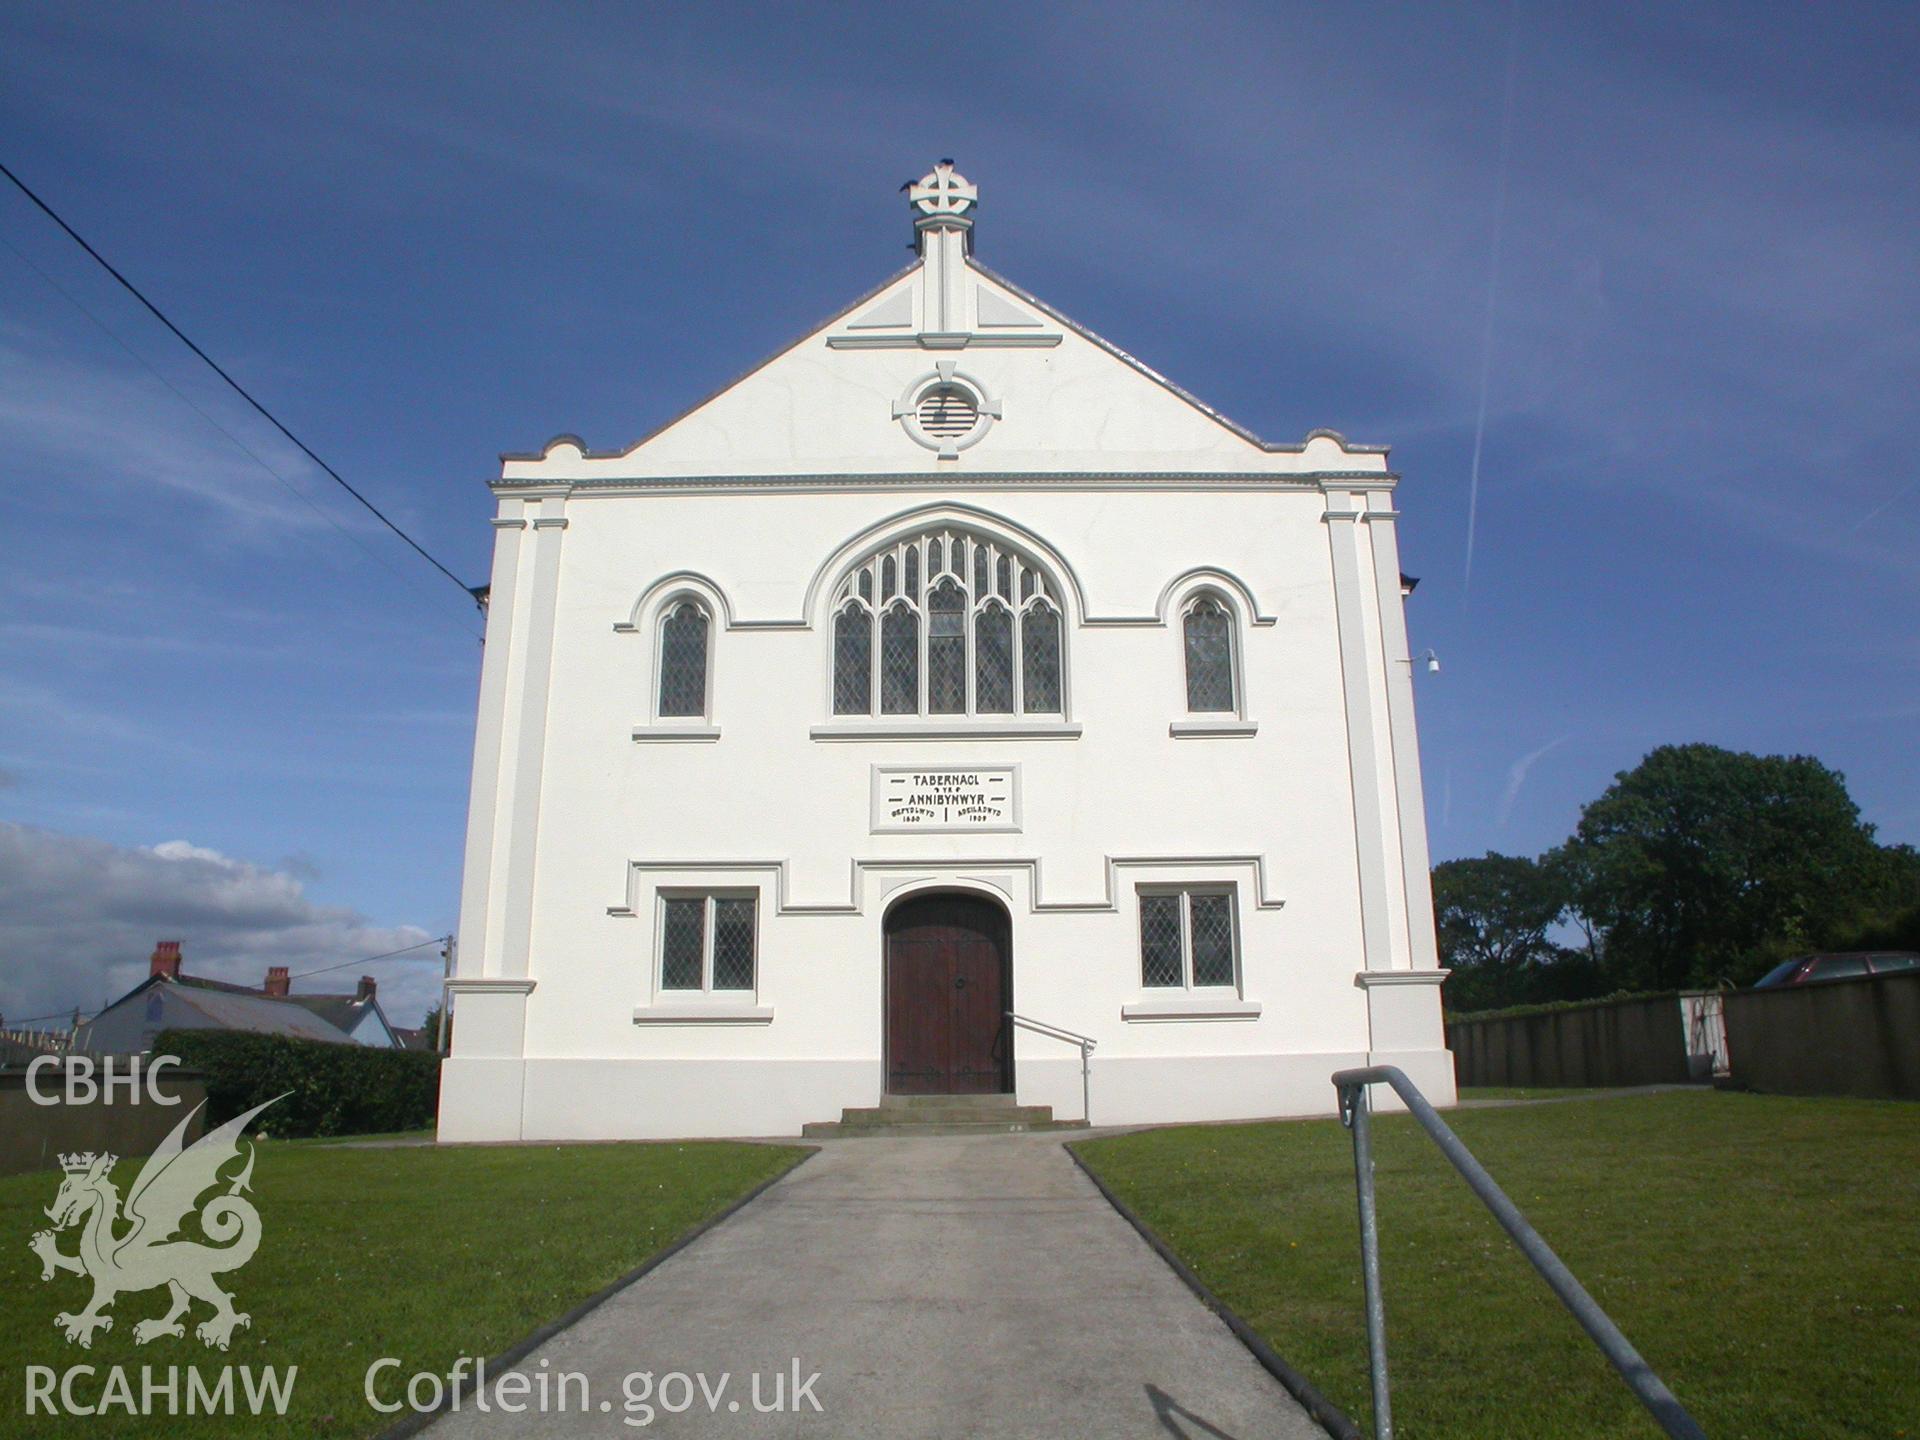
left=500, top=166, right=1387, bottom=480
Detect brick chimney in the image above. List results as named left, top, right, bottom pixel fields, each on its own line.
left=263, top=966, right=290, bottom=998
left=356, top=976, right=377, bottom=1002
left=150, top=941, right=182, bottom=980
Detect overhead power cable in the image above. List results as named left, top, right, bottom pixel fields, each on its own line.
left=0, top=159, right=484, bottom=615
left=0, top=230, right=482, bottom=643
left=4, top=938, right=450, bottom=1027
left=1, top=1008, right=87, bottom=1029
left=288, top=936, right=448, bottom=981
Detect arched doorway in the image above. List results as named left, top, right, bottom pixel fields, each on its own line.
left=885, top=892, right=1012, bottom=1095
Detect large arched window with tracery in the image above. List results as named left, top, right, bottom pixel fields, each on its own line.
left=831, top=530, right=1064, bottom=717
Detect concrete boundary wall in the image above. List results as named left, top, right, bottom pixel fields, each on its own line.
left=0, top=1066, right=207, bottom=1178
left=1446, top=995, right=1692, bottom=1089
left=1724, top=973, right=1919, bottom=1100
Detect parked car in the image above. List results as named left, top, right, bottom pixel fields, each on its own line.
left=1752, top=951, right=1920, bottom=988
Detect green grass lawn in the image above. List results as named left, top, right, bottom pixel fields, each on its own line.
left=1, top=1139, right=807, bottom=1439
left=279, top=1130, right=435, bottom=1147
left=1458, top=1085, right=1613, bottom=1101
left=1076, top=1092, right=1919, bottom=1439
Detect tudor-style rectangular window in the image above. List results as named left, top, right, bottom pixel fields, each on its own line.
left=1138, top=887, right=1238, bottom=989
left=658, top=894, right=757, bottom=992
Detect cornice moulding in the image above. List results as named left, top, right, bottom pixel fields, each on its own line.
left=490, top=471, right=1399, bottom=496
left=1352, top=969, right=1452, bottom=988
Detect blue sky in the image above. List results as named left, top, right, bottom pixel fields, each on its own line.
left=2, top=2, right=1915, bottom=1025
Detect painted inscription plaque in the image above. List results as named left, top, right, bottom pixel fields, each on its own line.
left=870, top=765, right=1021, bottom=833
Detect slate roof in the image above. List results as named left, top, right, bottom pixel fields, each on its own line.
left=286, top=993, right=389, bottom=1042
left=162, top=984, right=355, bottom=1044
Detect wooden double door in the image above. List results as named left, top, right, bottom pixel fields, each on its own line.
left=885, top=894, right=1011, bottom=1095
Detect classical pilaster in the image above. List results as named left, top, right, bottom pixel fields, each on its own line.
left=1323, top=492, right=1396, bottom=972
left=1363, top=499, right=1440, bottom=970
left=493, top=499, right=569, bottom=980
left=465, top=491, right=569, bottom=982
left=453, top=504, right=526, bottom=981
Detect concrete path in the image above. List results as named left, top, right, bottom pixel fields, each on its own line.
left=424, top=1133, right=1325, bottom=1439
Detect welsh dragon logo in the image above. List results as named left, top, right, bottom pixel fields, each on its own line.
left=29, top=1096, right=283, bottom=1350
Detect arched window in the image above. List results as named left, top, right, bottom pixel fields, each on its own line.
left=831, top=529, right=1065, bottom=717
left=1022, top=601, right=1061, bottom=714
left=880, top=604, right=918, bottom=714
left=657, top=600, right=711, bottom=718
left=1182, top=595, right=1235, bottom=713
left=832, top=602, right=871, bottom=715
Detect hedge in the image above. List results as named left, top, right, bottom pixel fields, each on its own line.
left=1445, top=989, right=1682, bottom=1024
left=155, top=1029, right=441, bottom=1138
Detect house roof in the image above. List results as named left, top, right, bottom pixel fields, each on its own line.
left=163, top=984, right=358, bottom=1044
left=173, top=973, right=265, bottom=997
left=286, top=993, right=392, bottom=1043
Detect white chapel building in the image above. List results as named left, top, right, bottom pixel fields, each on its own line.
left=439, top=164, right=1453, bottom=1142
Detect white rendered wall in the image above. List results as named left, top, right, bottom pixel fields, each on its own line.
left=443, top=260, right=1452, bottom=1141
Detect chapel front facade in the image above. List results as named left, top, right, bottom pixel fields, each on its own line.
left=439, top=165, right=1453, bottom=1141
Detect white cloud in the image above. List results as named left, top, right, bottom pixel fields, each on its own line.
left=0, top=821, right=442, bottom=1032
left=1497, top=733, right=1577, bottom=829
left=0, top=331, right=347, bottom=538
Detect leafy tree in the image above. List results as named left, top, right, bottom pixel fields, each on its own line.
left=1542, top=841, right=1605, bottom=964
left=1432, top=852, right=1571, bottom=1011
left=1563, top=744, right=1884, bottom=989
left=1832, top=844, right=1920, bottom=951
left=418, top=1004, right=446, bottom=1051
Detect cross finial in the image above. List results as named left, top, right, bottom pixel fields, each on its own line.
left=905, top=160, right=977, bottom=253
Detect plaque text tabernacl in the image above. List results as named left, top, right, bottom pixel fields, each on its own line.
left=870, top=765, right=1021, bottom=833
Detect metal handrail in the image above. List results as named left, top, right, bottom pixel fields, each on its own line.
left=1331, top=1066, right=1706, bottom=1440
left=1006, top=1011, right=1096, bottom=1124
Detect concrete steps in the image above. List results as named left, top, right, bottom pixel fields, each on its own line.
left=802, top=1093, right=1088, bottom=1139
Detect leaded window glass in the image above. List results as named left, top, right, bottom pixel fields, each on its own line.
left=828, top=529, right=1065, bottom=719
left=711, top=898, right=757, bottom=990
left=1139, top=894, right=1184, bottom=988
left=1190, top=894, right=1236, bottom=986
left=881, top=604, right=919, bottom=714
left=833, top=603, right=871, bottom=715
left=660, top=897, right=706, bottom=990
left=1138, top=888, right=1240, bottom=990
left=975, top=602, right=1014, bottom=714
left=927, top=579, right=966, bottom=714
left=1183, top=597, right=1235, bottom=713
left=659, top=894, right=758, bottom=994
left=658, top=602, right=709, bottom=718
left=1022, top=601, right=1061, bottom=714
